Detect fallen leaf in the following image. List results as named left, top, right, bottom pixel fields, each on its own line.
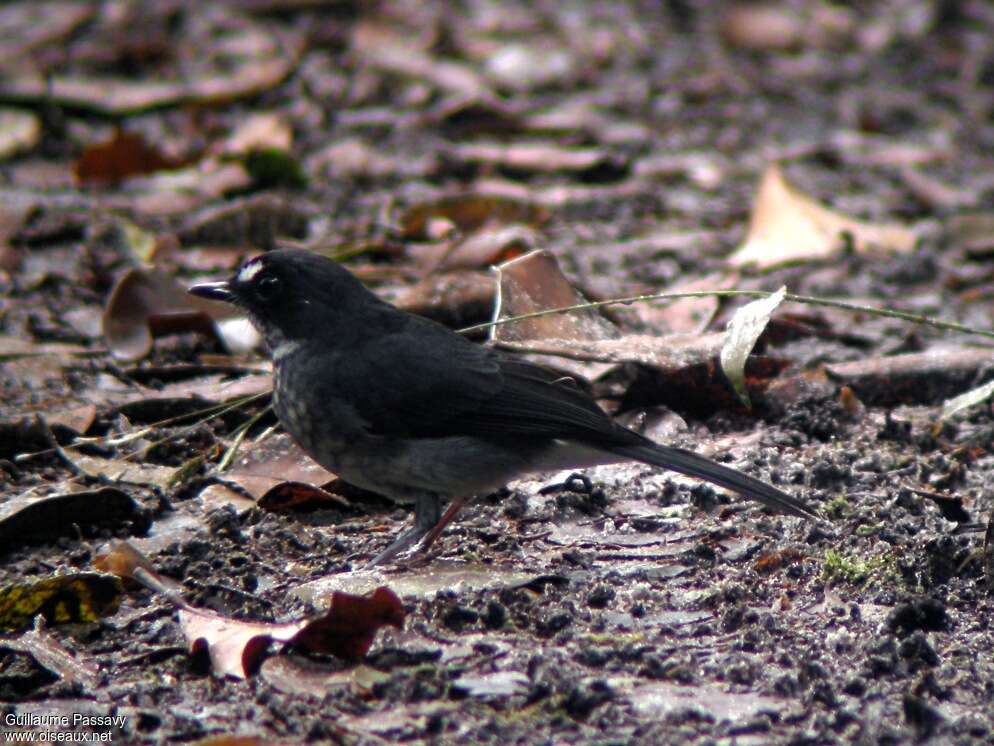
left=629, top=272, right=733, bottom=335
left=243, top=149, right=306, bottom=191
left=393, top=270, right=496, bottom=329
left=0, top=25, right=303, bottom=116
left=720, top=287, right=787, bottom=408
left=220, top=112, right=292, bottom=156
left=484, top=43, right=577, bottom=91
left=256, top=481, right=352, bottom=513
left=410, top=224, right=537, bottom=274
left=65, top=451, right=176, bottom=489
left=432, top=97, right=525, bottom=138
left=177, top=193, right=311, bottom=248
left=94, top=540, right=184, bottom=599
left=730, top=164, right=917, bottom=268
left=45, top=404, right=97, bottom=435
left=494, top=249, right=619, bottom=344
left=825, top=348, right=994, bottom=406
left=73, top=129, right=185, bottom=186
left=198, top=432, right=335, bottom=512
left=102, top=266, right=244, bottom=361
left=0, top=488, right=150, bottom=550
left=0, top=621, right=101, bottom=689
left=0, top=107, right=41, bottom=160
left=940, top=379, right=994, bottom=422
left=723, top=3, right=854, bottom=51
left=180, top=587, right=403, bottom=679
left=401, top=194, right=548, bottom=240
left=448, top=141, right=628, bottom=180
left=0, top=573, right=122, bottom=632
left=261, top=657, right=388, bottom=697
left=352, top=20, right=487, bottom=98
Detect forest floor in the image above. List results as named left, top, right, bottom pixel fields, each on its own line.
left=1, top=1, right=993, bottom=743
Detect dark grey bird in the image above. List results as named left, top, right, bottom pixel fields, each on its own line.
left=190, top=250, right=816, bottom=566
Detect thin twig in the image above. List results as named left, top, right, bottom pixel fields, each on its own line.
left=459, top=288, right=994, bottom=342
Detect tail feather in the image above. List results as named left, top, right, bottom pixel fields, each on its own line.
left=611, top=443, right=817, bottom=520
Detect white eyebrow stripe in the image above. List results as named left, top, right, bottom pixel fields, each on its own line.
left=237, top=260, right=264, bottom=283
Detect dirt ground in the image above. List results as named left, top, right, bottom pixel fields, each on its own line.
left=1, top=1, right=994, bottom=744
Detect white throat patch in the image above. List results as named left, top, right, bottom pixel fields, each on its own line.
left=237, top=259, right=264, bottom=283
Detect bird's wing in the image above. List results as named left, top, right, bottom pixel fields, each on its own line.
left=324, top=316, right=624, bottom=442
left=323, top=320, right=506, bottom=437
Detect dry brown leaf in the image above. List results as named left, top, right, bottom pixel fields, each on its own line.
left=401, top=194, right=548, bottom=240
left=180, top=587, right=404, bottom=679
left=94, top=540, right=184, bottom=599
left=393, top=270, right=496, bottom=328
left=0, top=488, right=149, bottom=550
left=256, top=481, right=352, bottom=513
left=102, top=266, right=244, bottom=361
left=494, top=249, right=619, bottom=344
left=73, top=129, right=186, bottom=186
left=730, top=164, right=917, bottom=268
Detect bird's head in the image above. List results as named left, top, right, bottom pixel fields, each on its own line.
left=189, top=249, right=380, bottom=351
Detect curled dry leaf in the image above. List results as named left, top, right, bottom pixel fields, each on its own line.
left=180, top=587, right=404, bottom=679
left=0, top=488, right=149, bottom=550
left=94, top=540, right=184, bottom=600
left=490, top=250, right=739, bottom=388
left=730, top=164, right=917, bottom=269
left=720, top=287, right=787, bottom=408
left=256, top=481, right=352, bottom=513
left=102, top=266, right=246, bottom=361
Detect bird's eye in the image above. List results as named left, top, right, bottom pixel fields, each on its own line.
left=256, top=275, right=281, bottom=300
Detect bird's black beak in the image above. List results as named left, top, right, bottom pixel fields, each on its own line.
left=189, top=280, right=235, bottom=303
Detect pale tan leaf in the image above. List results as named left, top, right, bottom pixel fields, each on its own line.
left=730, top=164, right=916, bottom=269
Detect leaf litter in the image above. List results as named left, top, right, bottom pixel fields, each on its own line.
left=2, top=1, right=994, bottom=743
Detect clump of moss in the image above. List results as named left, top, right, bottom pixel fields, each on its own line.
left=822, top=549, right=895, bottom=585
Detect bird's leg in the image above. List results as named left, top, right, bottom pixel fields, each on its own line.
left=365, top=491, right=442, bottom=568
left=417, top=496, right=470, bottom=555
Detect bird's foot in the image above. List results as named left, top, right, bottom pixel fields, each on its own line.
left=364, top=496, right=470, bottom=569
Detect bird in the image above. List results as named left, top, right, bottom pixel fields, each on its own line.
left=190, top=249, right=817, bottom=566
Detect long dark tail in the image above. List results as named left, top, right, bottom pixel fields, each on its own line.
left=610, top=443, right=817, bottom=520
